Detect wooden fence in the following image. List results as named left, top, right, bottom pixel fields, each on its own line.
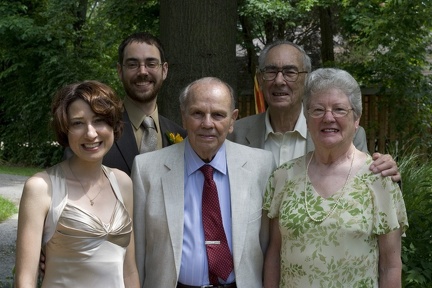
left=360, top=93, right=395, bottom=154
left=236, top=91, right=395, bottom=154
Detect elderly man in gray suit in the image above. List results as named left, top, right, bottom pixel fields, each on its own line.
left=228, top=40, right=400, bottom=181
left=132, top=77, right=276, bottom=288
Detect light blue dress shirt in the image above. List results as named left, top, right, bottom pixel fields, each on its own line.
left=178, top=139, right=235, bottom=285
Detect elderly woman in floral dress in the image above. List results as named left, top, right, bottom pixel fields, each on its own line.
left=263, top=68, right=408, bottom=288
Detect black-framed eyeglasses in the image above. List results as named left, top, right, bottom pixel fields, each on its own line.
left=307, top=106, right=354, bottom=118
left=123, top=60, right=163, bottom=71
left=260, top=67, right=308, bottom=82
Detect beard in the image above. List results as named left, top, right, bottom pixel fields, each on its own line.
left=122, top=75, right=161, bottom=104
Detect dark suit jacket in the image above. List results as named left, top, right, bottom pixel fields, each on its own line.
left=103, top=110, right=186, bottom=175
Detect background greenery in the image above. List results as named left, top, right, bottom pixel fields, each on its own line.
left=390, top=142, right=432, bottom=287
left=0, top=0, right=431, bottom=286
left=0, top=196, right=17, bottom=222
left=0, top=163, right=40, bottom=223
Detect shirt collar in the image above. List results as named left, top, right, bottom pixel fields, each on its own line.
left=123, top=96, right=160, bottom=132
left=264, top=105, right=308, bottom=140
left=184, top=139, right=227, bottom=176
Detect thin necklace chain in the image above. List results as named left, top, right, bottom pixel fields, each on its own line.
left=68, top=161, right=104, bottom=206
left=304, top=150, right=355, bottom=223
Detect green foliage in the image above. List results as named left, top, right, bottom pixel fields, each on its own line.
left=0, top=0, right=431, bottom=286
left=390, top=142, right=432, bottom=287
left=0, top=196, right=18, bottom=223
left=239, top=0, right=295, bottom=19
left=238, top=0, right=310, bottom=44
left=337, top=0, right=432, bottom=154
left=0, top=0, right=158, bottom=167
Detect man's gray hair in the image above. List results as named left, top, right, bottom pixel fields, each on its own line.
left=258, top=40, right=312, bottom=73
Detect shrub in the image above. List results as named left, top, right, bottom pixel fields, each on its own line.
left=395, top=145, right=432, bottom=287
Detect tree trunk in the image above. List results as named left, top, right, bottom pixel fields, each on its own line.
left=74, top=0, right=88, bottom=32
left=159, top=0, right=238, bottom=124
left=73, top=0, right=88, bottom=48
left=319, top=6, right=334, bottom=66
left=238, top=2, right=257, bottom=78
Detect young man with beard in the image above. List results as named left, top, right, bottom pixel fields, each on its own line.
left=103, top=32, right=187, bottom=175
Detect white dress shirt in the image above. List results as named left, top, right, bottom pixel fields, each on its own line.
left=264, top=107, right=308, bottom=166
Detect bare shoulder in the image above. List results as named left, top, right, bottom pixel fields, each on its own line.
left=21, top=171, right=51, bottom=211
left=23, top=171, right=50, bottom=195
left=110, top=168, right=133, bottom=209
left=110, top=168, right=133, bottom=187
left=110, top=168, right=133, bottom=201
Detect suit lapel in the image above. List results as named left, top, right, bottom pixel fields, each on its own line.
left=245, top=113, right=266, bottom=149
left=161, top=142, right=186, bottom=276
left=225, top=141, right=252, bottom=269
left=159, top=116, right=171, bottom=147
left=116, top=110, right=139, bottom=170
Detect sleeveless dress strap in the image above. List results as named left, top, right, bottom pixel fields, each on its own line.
left=43, top=164, right=68, bottom=246
left=102, top=165, right=124, bottom=204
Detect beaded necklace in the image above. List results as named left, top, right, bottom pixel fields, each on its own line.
left=304, top=150, right=355, bottom=223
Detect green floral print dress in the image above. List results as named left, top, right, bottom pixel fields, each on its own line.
left=264, top=152, right=408, bottom=288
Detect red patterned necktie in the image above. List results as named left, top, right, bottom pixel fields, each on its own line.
left=200, top=165, right=234, bottom=284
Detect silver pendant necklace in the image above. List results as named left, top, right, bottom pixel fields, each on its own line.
left=68, top=161, right=103, bottom=206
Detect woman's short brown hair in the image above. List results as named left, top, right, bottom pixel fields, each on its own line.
left=51, top=80, right=123, bottom=147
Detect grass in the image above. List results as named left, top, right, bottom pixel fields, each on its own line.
left=0, top=164, right=42, bottom=222
left=0, top=197, right=18, bottom=222
left=0, top=165, right=43, bottom=177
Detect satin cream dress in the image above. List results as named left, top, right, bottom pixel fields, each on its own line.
left=41, top=164, right=132, bottom=288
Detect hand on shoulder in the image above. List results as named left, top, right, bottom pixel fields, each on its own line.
left=370, top=152, right=401, bottom=183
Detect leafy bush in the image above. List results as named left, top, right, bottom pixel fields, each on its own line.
left=395, top=144, right=432, bottom=287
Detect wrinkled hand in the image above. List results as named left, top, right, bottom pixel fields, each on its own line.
left=370, top=152, right=401, bottom=182
left=39, top=251, right=45, bottom=278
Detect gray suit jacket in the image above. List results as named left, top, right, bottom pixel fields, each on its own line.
left=132, top=139, right=276, bottom=288
left=228, top=112, right=369, bottom=154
